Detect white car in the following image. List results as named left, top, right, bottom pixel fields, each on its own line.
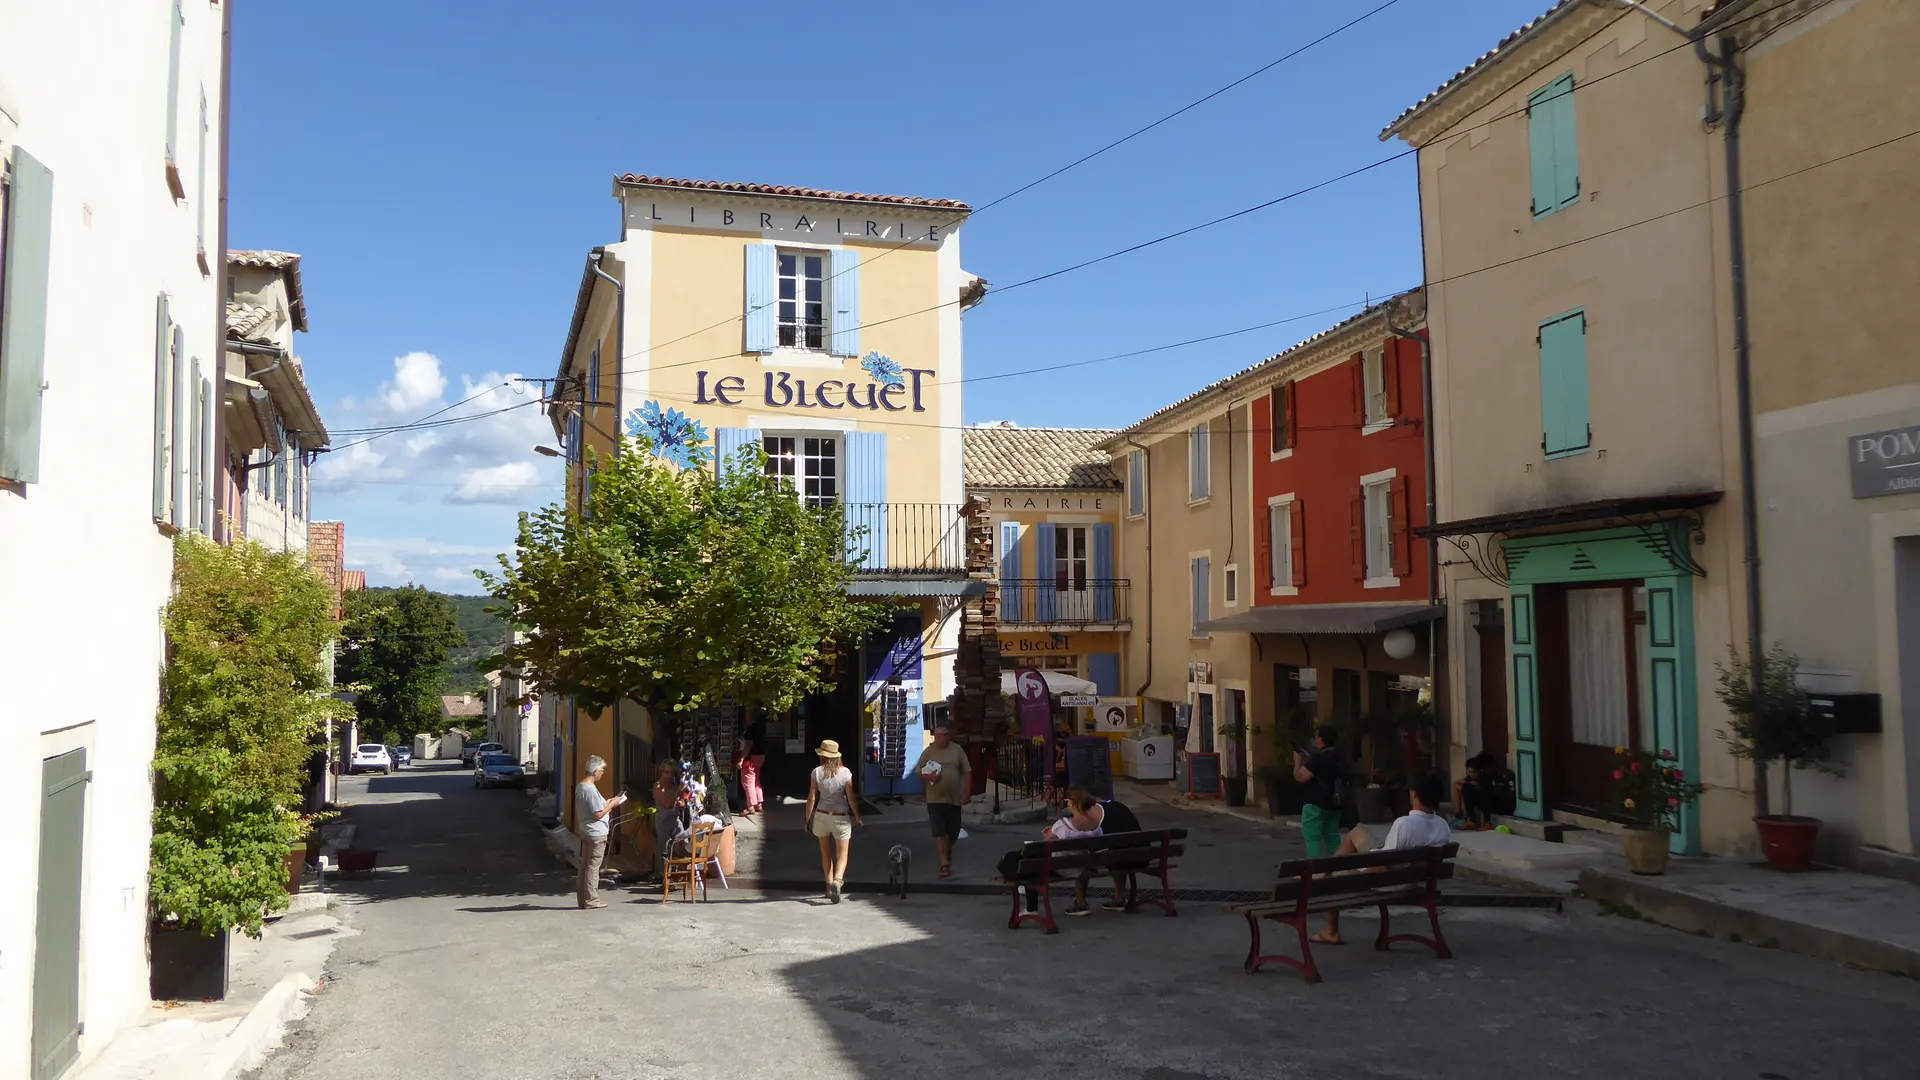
left=348, top=744, right=393, bottom=775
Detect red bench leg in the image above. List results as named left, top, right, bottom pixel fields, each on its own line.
left=1006, top=884, right=1023, bottom=930
left=1426, top=898, right=1453, bottom=959
left=1243, top=914, right=1322, bottom=983
left=1373, top=899, right=1453, bottom=959
left=1375, top=904, right=1393, bottom=951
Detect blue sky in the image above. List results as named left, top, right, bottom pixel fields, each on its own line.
left=228, top=0, right=1550, bottom=588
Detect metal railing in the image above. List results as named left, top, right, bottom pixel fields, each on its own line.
left=998, top=578, right=1131, bottom=626
left=840, top=502, right=969, bottom=574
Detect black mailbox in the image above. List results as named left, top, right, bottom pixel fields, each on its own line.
left=1807, top=692, right=1882, bottom=735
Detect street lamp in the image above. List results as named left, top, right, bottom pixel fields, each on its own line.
left=532, top=445, right=561, bottom=458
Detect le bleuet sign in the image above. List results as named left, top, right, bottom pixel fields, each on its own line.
left=1850, top=424, right=1920, bottom=499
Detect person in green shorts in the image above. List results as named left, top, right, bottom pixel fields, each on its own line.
left=1293, top=723, right=1347, bottom=941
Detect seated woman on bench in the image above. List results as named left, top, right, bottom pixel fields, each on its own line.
left=996, top=787, right=1140, bottom=917
left=1313, top=771, right=1452, bottom=945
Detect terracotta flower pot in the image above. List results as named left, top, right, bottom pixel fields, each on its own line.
left=1755, top=815, right=1821, bottom=872
left=1620, top=827, right=1671, bottom=875
left=283, top=848, right=306, bottom=894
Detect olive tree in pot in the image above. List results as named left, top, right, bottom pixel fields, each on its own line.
left=1219, top=714, right=1249, bottom=806
left=1716, top=646, right=1840, bottom=872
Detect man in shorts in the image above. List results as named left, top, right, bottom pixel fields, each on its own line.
left=1293, top=723, right=1346, bottom=864
left=913, top=725, right=971, bottom=878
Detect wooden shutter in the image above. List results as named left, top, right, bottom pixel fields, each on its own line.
left=999, top=521, right=1023, bottom=623
left=1391, top=476, right=1412, bottom=578
left=843, top=431, right=887, bottom=568
left=1093, top=523, right=1116, bottom=622
left=1, top=146, right=54, bottom=484
left=713, top=426, right=764, bottom=477
left=152, top=295, right=171, bottom=520
left=1033, top=523, right=1057, bottom=622
left=1349, top=488, right=1365, bottom=581
left=1290, top=499, right=1307, bottom=587
left=1349, top=359, right=1366, bottom=426
left=1528, top=79, right=1559, bottom=217
left=829, top=248, right=860, bottom=357
left=1192, top=556, right=1210, bottom=634
left=1549, top=74, right=1580, bottom=209
left=743, top=243, right=777, bottom=353
left=1255, top=506, right=1274, bottom=589
left=1539, top=311, right=1591, bottom=455
left=170, top=326, right=189, bottom=529
left=166, top=0, right=183, bottom=165
left=1382, top=339, right=1402, bottom=418
left=1285, top=381, right=1300, bottom=449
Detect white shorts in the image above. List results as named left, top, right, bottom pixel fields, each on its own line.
left=811, top=812, right=853, bottom=841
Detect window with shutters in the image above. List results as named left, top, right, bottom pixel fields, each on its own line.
left=1190, top=555, right=1211, bottom=637
left=1269, top=384, right=1293, bottom=457
left=1267, top=494, right=1297, bottom=596
left=1362, top=347, right=1391, bottom=431
left=1188, top=422, right=1210, bottom=502
left=777, top=250, right=826, bottom=350
left=1528, top=73, right=1579, bottom=219
left=164, top=0, right=185, bottom=198
left=1362, top=469, right=1397, bottom=587
left=1223, top=564, right=1239, bottom=606
left=1127, top=450, right=1145, bottom=517
left=763, top=433, right=838, bottom=508
left=1539, top=309, right=1591, bottom=458
left=195, top=90, right=209, bottom=269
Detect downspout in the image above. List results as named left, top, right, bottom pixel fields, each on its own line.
left=1127, top=437, right=1153, bottom=701
left=588, top=249, right=624, bottom=458
left=213, top=0, right=231, bottom=541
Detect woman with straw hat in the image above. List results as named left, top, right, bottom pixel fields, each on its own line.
left=804, top=739, right=862, bottom=902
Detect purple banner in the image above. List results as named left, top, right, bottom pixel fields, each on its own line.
left=1014, top=667, right=1053, bottom=740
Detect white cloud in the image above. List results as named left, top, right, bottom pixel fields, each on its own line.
left=380, top=351, right=447, bottom=412
left=449, top=461, right=542, bottom=505
left=347, top=537, right=501, bottom=589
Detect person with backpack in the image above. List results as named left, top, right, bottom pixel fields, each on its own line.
left=1293, top=723, right=1347, bottom=865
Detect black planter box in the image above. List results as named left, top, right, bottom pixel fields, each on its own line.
left=149, top=923, right=230, bottom=1002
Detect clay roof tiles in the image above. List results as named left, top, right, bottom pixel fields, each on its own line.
left=963, top=426, right=1121, bottom=490
left=614, top=173, right=970, bottom=211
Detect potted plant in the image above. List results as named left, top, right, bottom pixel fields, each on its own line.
left=1717, top=645, right=1841, bottom=871
left=1606, top=747, right=1705, bottom=874
left=1219, top=713, right=1249, bottom=807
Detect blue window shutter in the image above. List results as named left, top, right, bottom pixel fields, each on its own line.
left=713, top=426, right=763, bottom=477
left=1093, top=523, right=1116, bottom=622
left=829, top=248, right=861, bottom=357
left=1034, top=523, right=1057, bottom=623
left=1528, top=83, right=1557, bottom=217
left=843, top=431, right=887, bottom=568
left=152, top=295, right=171, bottom=520
left=1000, top=522, right=1022, bottom=623
left=1088, top=653, right=1120, bottom=697
left=1, top=146, right=54, bottom=484
left=1549, top=74, right=1579, bottom=210
left=744, top=243, right=777, bottom=353
left=1193, top=557, right=1210, bottom=634
left=1539, top=311, right=1590, bottom=456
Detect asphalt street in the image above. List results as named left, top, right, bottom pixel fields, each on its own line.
left=249, top=761, right=1920, bottom=1080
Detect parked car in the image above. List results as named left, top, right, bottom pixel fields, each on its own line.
left=460, top=741, right=506, bottom=767
left=388, top=744, right=413, bottom=768
left=348, top=744, right=393, bottom=775
left=473, top=753, right=526, bottom=789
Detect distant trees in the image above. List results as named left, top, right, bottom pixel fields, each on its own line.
left=337, top=586, right=465, bottom=744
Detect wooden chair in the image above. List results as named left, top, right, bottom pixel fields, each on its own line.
left=662, top=823, right=718, bottom=902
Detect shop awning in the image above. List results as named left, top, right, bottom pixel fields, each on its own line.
left=845, top=577, right=985, bottom=598
left=1000, top=669, right=1100, bottom=696
left=1197, top=603, right=1443, bottom=636
left=1416, top=491, right=1722, bottom=539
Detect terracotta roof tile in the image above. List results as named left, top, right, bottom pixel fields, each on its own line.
left=614, top=174, right=970, bottom=211
left=1380, top=1, right=1585, bottom=140
left=226, top=249, right=309, bottom=332
left=964, top=426, right=1121, bottom=489
left=225, top=301, right=275, bottom=343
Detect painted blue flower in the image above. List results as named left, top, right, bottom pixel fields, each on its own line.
left=626, top=400, right=711, bottom=469
left=861, top=351, right=905, bottom=387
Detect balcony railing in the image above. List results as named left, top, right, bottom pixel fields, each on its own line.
left=999, top=578, right=1131, bottom=627
left=841, top=502, right=969, bottom=574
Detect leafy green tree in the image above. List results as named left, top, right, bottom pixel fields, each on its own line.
left=481, top=437, right=889, bottom=718
left=150, top=536, right=347, bottom=936
left=337, top=586, right=466, bottom=744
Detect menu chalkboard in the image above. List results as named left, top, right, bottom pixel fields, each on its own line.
left=1065, top=737, right=1114, bottom=801
left=1186, top=751, right=1222, bottom=799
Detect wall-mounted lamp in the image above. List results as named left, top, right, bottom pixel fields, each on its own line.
left=532, top=445, right=562, bottom=458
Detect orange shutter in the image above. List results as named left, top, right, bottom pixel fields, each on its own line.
left=1383, top=339, right=1403, bottom=418
left=1290, top=498, right=1308, bottom=587
left=1350, top=488, right=1366, bottom=581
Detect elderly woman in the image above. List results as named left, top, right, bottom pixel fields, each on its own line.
left=804, top=739, right=862, bottom=902
left=576, top=755, right=626, bottom=910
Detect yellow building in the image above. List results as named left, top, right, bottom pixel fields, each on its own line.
left=547, top=174, right=983, bottom=825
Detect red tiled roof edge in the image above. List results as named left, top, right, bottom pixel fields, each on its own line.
left=614, top=174, right=970, bottom=211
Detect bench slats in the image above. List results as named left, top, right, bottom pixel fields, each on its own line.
left=1266, top=862, right=1453, bottom=903
left=1274, top=841, right=1459, bottom=878
left=1230, top=885, right=1427, bottom=918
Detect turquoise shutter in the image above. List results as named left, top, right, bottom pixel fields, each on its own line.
left=1000, top=522, right=1022, bottom=622
left=1643, top=578, right=1700, bottom=855
left=1, top=147, right=54, bottom=484
left=1508, top=587, right=1543, bottom=820
left=1034, top=523, right=1057, bottom=623
left=1549, top=74, right=1579, bottom=209
left=713, top=426, right=763, bottom=477
left=1093, top=523, right=1115, bottom=621
left=843, top=431, right=887, bottom=568
left=829, top=248, right=860, bottom=357
left=151, top=295, right=171, bottom=520
left=1539, top=310, right=1590, bottom=456
left=1088, top=653, right=1120, bottom=697
left=744, top=243, right=777, bottom=353
left=1527, top=79, right=1561, bottom=218
left=1192, top=556, right=1210, bottom=634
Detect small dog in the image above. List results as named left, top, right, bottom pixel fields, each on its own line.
left=886, top=844, right=912, bottom=899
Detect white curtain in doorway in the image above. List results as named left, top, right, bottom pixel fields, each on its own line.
left=1567, top=588, right=1630, bottom=748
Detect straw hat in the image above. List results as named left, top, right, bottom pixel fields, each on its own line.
left=815, top=739, right=842, bottom=759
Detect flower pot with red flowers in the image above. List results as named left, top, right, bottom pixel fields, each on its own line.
left=1607, top=747, right=1705, bottom=874
left=1716, top=646, right=1841, bottom=872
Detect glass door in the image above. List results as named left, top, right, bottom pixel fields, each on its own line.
left=1054, top=525, right=1091, bottom=622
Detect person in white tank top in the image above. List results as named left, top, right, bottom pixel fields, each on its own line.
left=805, top=740, right=862, bottom=902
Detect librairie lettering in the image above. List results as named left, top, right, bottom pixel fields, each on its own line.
left=642, top=202, right=942, bottom=244
left=695, top=368, right=934, bottom=412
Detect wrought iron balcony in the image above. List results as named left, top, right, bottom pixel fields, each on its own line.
left=840, top=502, right=969, bottom=575
left=998, top=578, right=1131, bottom=628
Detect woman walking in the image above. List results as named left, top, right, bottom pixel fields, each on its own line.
left=804, top=739, right=862, bottom=902
left=738, top=718, right=766, bottom=815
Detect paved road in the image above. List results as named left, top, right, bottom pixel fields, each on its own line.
left=251, top=761, right=1920, bottom=1080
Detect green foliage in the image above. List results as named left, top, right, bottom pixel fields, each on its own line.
left=440, top=592, right=511, bottom=694
left=337, top=586, right=466, bottom=745
left=1251, top=703, right=1318, bottom=774
left=1606, top=746, right=1705, bottom=831
left=1716, top=645, right=1841, bottom=818
left=150, top=536, right=346, bottom=937
left=481, top=437, right=891, bottom=715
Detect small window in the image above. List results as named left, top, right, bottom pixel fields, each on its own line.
left=1223, top=564, right=1239, bottom=606
left=1364, top=478, right=1394, bottom=582
left=1269, top=385, right=1290, bottom=454
left=1269, top=499, right=1293, bottom=591
left=1363, top=348, right=1389, bottom=427
left=1528, top=73, right=1580, bottom=218
left=777, top=250, right=826, bottom=350
left=764, top=434, right=839, bottom=508
left=1127, top=450, right=1146, bottom=516
left=1188, top=422, right=1210, bottom=501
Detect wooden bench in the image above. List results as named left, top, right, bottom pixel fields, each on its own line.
left=990, top=828, right=1187, bottom=934
left=1227, top=842, right=1457, bottom=983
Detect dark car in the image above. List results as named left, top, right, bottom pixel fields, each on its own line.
left=474, top=752, right=526, bottom=789
left=388, top=745, right=413, bottom=768
left=460, top=741, right=506, bottom=768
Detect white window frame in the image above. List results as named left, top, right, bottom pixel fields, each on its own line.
left=1187, top=422, right=1210, bottom=503
left=1269, top=385, right=1294, bottom=462
left=1362, top=346, right=1392, bottom=434
left=1127, top=449, right=1146, bottom=517
left=1189, top=551, right=1212, bottom=639
left=1223, top=563, right=1240, bottom=607
left=763, top=431, right=840, bottom=509
left=1267, top=493, right=1297, bottom=597
left=775, top=248, right=830, bottom=354
left=1361, top=467, right=1398, bottom=589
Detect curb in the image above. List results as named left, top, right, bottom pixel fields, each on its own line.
left=1577, top=867, right=1920, bottom=978
left=613, top=875, right=1563, bottom=909
left=207, top=972, right=315, bottom=1080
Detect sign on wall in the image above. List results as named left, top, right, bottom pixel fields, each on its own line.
left=1094, top=699, right=1139, bottom=732
left=1850, top=425, right=1920, bottom=498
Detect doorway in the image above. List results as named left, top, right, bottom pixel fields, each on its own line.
left=1197, top=691, right=1216, bottom=753
left=1052, top=525, right=1092, bottom=622
left=1536, top=582, right=1651, bottom=812
left=1897, top=537, right=1920, bottom=848
left=1475, top=601, right=1510, bottom=763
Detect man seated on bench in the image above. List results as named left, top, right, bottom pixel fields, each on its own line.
left=1313, top=771, right=1452, bottom=945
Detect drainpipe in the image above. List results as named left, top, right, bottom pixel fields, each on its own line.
left=588, top=249, right=624, bottom=458
left=213, top=0, right=232, bottom=542
left=1385, top=315, right=1437, bottom=758
left=1126, top=436, right=1153, bottom=701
